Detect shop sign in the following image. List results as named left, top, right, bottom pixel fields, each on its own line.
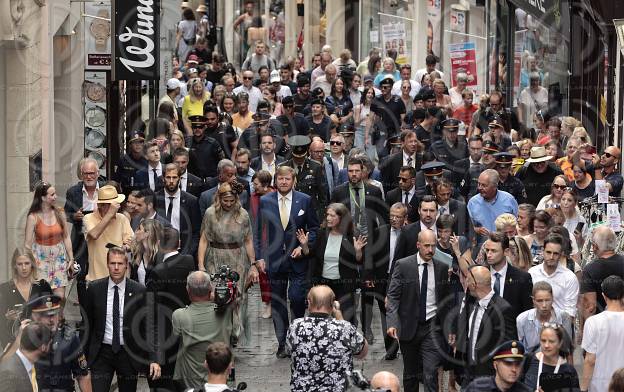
left=85, top=1, right=112, bottom=70
left=512, top=0, right=552, bottom=18
left=381, top=23, right=409, bottom=65
left=427, top=0, right=442, bottom=58
left=449, top=42, right=478, bottom=88
left=112, top=0, right=160, bottom=80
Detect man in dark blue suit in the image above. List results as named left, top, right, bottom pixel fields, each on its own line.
left=254, top=165, right=319, bottom=358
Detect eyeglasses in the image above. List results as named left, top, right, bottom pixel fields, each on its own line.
left=330, top=141, right=343, bottom=146
left=552, top=184, right=567, bottom=190
left=603, top=152, right=614, bottom=158
left=82, top=171, right=98, bottom=177
left=243, top=76, right=253, bottom=80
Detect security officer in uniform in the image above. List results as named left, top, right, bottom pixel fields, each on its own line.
left=28, top=295, right=92, bottom=392
left=494, top=152, right=527, bottom=204
left=431, top=118, right=469, bottom=175
left=464, top=341, right=531, bottom=392
left=415, top=161, right=456, bottom=199
left=113, top=129, right=147, bottom=195
left=461, top=140, right=498, bottom=200
left=280, top=135, right=329, bottom=221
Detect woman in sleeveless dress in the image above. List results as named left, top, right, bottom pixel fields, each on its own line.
left=24, top=182, right=74, bottom=300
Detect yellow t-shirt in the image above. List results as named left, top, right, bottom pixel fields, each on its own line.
left=182, top=93, right=210, bottom=121
left=84, top=211, right=134, bottom=281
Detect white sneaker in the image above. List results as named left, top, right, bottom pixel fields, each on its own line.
left=261, top=303, right=272, bottom=319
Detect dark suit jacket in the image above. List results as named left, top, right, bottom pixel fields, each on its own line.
left=0, top=354, right=32, bottom=392
left=250, top=155, right=285, bottom=172
left=146, top=252, right=194, bottom=365
left=446, top=198, right=469, bottom=237
left=130, top=212, right=171, bottom=232
left=134, top=166, right=165, bottom=192
left=155, top=190, right=201, bottom=256
left=386, top=254, right=452, bottom=341
left=392, top=222, right=422, bottom=263
left=182, top=172, right=205, bottom=197
left=385, top=187, right=419, bottom=223
left=330, top=182, right=388, bottom=235
left=454, top=294, right=517, bottom=377
left=85, top=277, right=155, bottom=371
left=310, top=228, right=361, bottom=293
left=415, top=168, right=455, bottom=199
left=364, top=224, right=393, bottom=284
left=64, top=180, right=105, bottom=271
left=254, top=190, right=320, bottom=275
left=379, top=152, right=422, bottom=194
left=199, top=186, right=250, bottom=217
left=499, top=264, right=533, bottom=320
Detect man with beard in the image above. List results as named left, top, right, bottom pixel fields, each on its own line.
left=156, top=164, right=201, bottom=256
left=113, top=129, right=148, bottom=194
left=237, top=100, right=289, bottom=159
left=392, top=195, right=438, bottom=262
left=235, top=148, right=255, bottom=191
left=203, top=104, right=237, bottom=158
left=250, top=132, right=285, bottom=179
left=293, top=76, right=312, bottom=114
left=186, top=115, right=226, bottom=182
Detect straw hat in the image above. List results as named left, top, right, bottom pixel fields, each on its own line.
left=526, top=146, right=552, bottom=163
left=96, top=185, right=126, bottom=204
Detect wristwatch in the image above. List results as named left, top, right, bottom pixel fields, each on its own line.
left=90, top=9, right=111, bottom=52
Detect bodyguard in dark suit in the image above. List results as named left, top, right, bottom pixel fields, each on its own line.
left=171, top=147, right=205, bottom=197
left=112, top=129, right=148, bottom=194
left=415, top=160, right=456, bottom=199
left=452, top=265, right=517, bottom=385
left=481, top=232, right=533, bottom=320
left=85, top=247, right=160, bottom=392
left=386, top=230, right=453, bottom=392
left=254, top=165, right=320, bottom=358
left=385, top=165, right=419, bottom=223
left=146, top=227, right=195, bottom=391
left=434, top=177, right=469, bottom=236
left=130, top=188, right=171, bottom=232
left=430, top=118, right=469, bottom=174
left=0, top=322, right=53, bottom=392
left=155, top=164, right=201, bottom=257
left=379, top=130, right=422, bottom=194
left=393, top=195, right=438, bottom=263
left=199, top=161, right=250, bottom=215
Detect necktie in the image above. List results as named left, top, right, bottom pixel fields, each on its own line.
left=407, top=156, right=413, bottom=167
left=31, top=367, right=38, bottom=392
left=295, top=165, right=301, bottom=176
left=404, top=191, right=409, bottom=205
left=280, top=197, right=289, bottom=230
left=440, top=206, right=446, bottom=215
left=353, top=187, right=361, bottom=230
left=166, top=196, right=175, bottom=221
left=419, top=262, right=428, bottom=323
left=112, top=285, right=120, bottom=353
left=152, top=168, right=158, bottom=188
left=493, top=272, right=501, bottom=296
left=469, top=302, right=480, bottom=361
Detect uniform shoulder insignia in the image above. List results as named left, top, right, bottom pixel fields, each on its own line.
left=78, top=353, right=88, bottom=370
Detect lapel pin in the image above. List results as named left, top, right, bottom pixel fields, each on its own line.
left=128, top=292, right=133, bottom=297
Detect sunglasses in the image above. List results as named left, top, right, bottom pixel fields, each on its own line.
left=380, top=85, right=392, bottom=89
left=330, top=141, right=343, bottom=146
left=243, top=76, right=253, bottom=80
left=552, top=184, right=567, bottom=190
left=284, top=104, right=294, bottom=109
left=603, top=152, right=614, bottom=158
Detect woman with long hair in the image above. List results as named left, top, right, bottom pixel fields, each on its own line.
left=0, top=248, right=51, bottom=347
left=571, top=164, right=595, bottom=201
left=509, top=236, right=532, bottom=272
left=366, top=54, right=381, bottom=78
left=326, top=77, right=354, bottom=130
left=220, top=92, right=237, bottom=117
left=261, top=85, right=283, bottom=116
left=175, top=8, right=197, bottom=63
left=537, top=175, right=568, bottom=210
left=182, top=78, right=210, bottom=135
left=24, top=182, right=74, bottom=299
left=560, top=188, right=586, bottom=245
left=433, top=78, right=452, bottom=114
left=169, top=129, right=187, bottom=152
left=521, top=324, right=579, bottom=390
left=307, top=203, right=367, bottom=326
left=399, top=80, right=414, bottom=113
left=354, top=86, right=375, bottom=151
left=156, top=100, right=179, bottom=132
left=129, top=219, right=164, bottom=286
left=524, top=210, right=552, bottom=264
left=197, top=182, right=259, bottom=344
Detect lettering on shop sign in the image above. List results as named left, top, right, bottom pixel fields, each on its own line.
left=112, top=0, right=160, bottom=80
left=513, top=0, right=552, bottom=18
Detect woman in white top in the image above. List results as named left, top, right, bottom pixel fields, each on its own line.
left=560, top=188, right=587, bottom=252
left=307, top=203, right=367, bottom=325
left=354, top=86, right=375, bottom=150
left=130, top=219, right=163, bottom=286
left=537, top=175, right=568, bottom=210
left=449, top=72, right=470, bottom=111
left=175, top=8, right=197, bottom=63
left=518, top=72, right=549, bottom=129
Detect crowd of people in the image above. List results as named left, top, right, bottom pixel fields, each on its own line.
left=3, top=2, right=624, bottom=392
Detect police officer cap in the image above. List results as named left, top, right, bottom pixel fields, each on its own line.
left=363, top=75, right=374, bottom=83
left=27, top=294, right=62, bottom=317
left=441, top=118, right=461, bottom=131
left=379, top=76, right=395, bottom=86
left=310, top=98, right=325, bottom=106
left=387, top=134, right=402, bottom=146
left=288, top=135, right=312, bottom=157
left=422, top=161, right=446, bottom=177
left=494, top=152, right=514, bottom=165
left=483, top=140, right=500, bottom=154
left=188, top=115, right=206, bottom=124
left=420, top=88, right=435, bottom=101
left=492, top=340, right=525, bottom=362
left=489, top=115, right=505, bottom=129
left=128, top=129, right=145, bottom=143
left=282, top=96, right=294, bottom=106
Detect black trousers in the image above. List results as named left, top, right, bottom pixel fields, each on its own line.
left=361, top=281, right=398, bottom=355
left=90, top=344, right=138, bottom=392
left=399, top=319, right=446, bottom=392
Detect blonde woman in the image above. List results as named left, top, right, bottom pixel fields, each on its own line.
left=373, top=57, right=400, bottom=87
left=0, top=248, right=51, bottom=347
left=572, top=126, right=592, bottom=145
left=169, top=129, right=187, bottom=152
left=129, top=219, right=164, bottom=286
left=25, top=182, right=74, bottom=299
left=433, top=79, right=452, bottom=114
left=182, top=78, right=211, bottom=135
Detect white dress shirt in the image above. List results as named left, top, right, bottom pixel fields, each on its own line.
left=279, top=191, right=293, bottom=223
left=417, top=253, right=437, bottom=321
left=15, top=349, right=35, bottom=388
left=104, top=278, right=126, bottom=346
left=180, top=172, right=188, bottom=192
left=438, top=202, right=450, bottom=216
left=262, top=155, right=277, bottom=177
left=403, top=151, right=417, bottom=168
left=490, top=262, right=508, bottom=297
left=420, top=221, right=437, bottom=236
left=162, top=250, right=179, bottom=262
left=332, top=154, right=345, bottom=171
left=388, top=227, right=401, bottom=272
left=165, top=189, right=182, bottom=231
left=82, top=182, right=100, bottom=211
left=469, top=289, right=495, bottom=360
left=401, top=186, right=416, bottom=205
left=528, top=263, right=579, bottom=318
left=148, top=162, right=163, bottom=191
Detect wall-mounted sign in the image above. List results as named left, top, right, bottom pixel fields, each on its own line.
left=85, top=1, right=112, bottom=69
left=84, top=72, right=108, bottom=177
left=449, top=42, right=478, bottom=88
left=112, top=0, right=160, bottom=80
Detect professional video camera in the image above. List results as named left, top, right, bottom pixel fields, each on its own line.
left=346, top=370, right=390, bottom=392
left=210, top=265, right=240, bottom=313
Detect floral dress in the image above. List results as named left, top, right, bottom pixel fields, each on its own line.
left=201, top=206, right=252, bottom=342
left=31, top=215, right=68, bottom=289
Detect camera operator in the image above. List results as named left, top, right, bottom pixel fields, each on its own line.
left=286, top=285, right=368, bottom=392
left=189, top=342, right=234, bottom=392
left=172, top=271, right=233, bottom=391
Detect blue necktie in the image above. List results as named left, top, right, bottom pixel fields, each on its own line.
left=493, top=272, right=501, bottom=296
left=419, top=262, right=429, bottom=323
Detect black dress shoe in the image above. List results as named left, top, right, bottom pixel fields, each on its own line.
left=276, top=347, right=290, bottom=358
left=384, top=352, right=398, bottom=360
left=364, top=331, right=375, bottom=344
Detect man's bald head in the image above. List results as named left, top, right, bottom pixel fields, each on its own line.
left=307, top=285, right=336, bottom=312
left=471, top=265, right=492, bottom=287
left=418, top=229, right=436, bottom=243
left=370, top=371, right=400, bottom=392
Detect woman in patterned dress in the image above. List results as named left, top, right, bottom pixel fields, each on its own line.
left=197, top=182, right=259, bottom=344
left=24, top=182, right=74, bottom=300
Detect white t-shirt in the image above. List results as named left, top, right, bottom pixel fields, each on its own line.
left=581, top=311, right=624, bottom=392
left=518, top=86, right=548, bottom=128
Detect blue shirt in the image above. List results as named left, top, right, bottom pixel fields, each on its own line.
left=467, top=190, right=518, bottom=232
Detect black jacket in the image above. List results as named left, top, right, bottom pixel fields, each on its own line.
left=385, top=187, right=419, bottom=223
left=330, top=182, right=388, bottom=235
left=498, top=263, right=533, bottom=320
left=379, top=151, right=422, bottom=194
left=155, top=190, right=201, bottom=257
left=309, top=228, right=361, bottom=293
